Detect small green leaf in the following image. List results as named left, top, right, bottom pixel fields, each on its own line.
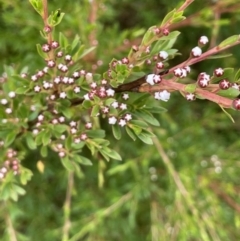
left=78, top=46, right=96, bottom=59
left=86, top=130, right=105, bottom=138
left=4, top=131, right=17, bottom=147
left=42, top=130, right=51, bottom=146
left=59, top=32, right=69, bottom=49
left=126, top=126, right=136, bottom=141
left=48, top=10, right=65, bottom=27
left=40, top=145, right=48, bottom=157
left=61, top=156, right=75, bottom=171
left=130, top=120, right=149, bottom=129
left=218, top=35, right=240, bottom=48
left=185, top=83, right=197, bottom=93
left=20, top=167, right=33, bottom=185
left=100, top=147, right=122, bottom=161
left=74, top=155, right=92, bottom=166
left=160, top=9, right=176, bottom=26
left=234, top=68, right=240, bottom=82
left=29, top=0, right=43, bottom=16
left=138, top=133, right=153, bottom=145
left=141, top=26, right=156, bottom=45
left=26, top=133, right=37, bottom=150
left=217, top=88, right=240, bottom=98
left=36, top=44, right=47, bottom=59
left=145, top=106, right=167, bottom=113
left=91, top=105, right=100, bottom=117
left=112, top=125, right=122, bottom=140
left=134, top=109, right=160, bottom=126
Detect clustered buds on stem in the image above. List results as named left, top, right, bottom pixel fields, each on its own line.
left=0, top=149, right=20, bottom=180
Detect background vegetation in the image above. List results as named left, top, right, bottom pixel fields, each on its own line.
left=1, top=0, right=240, bottom=240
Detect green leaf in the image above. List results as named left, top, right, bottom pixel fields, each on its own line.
left=91, top=105, right=100, bottom=117
left=185, top=84, right=197, bottom=93
left=141, top=26, right=156, bottom=45
left=207, top=53, right=232, bottom=60
left=134, top=109, right=160, bottom=126
left=29, top=0, right=43, bottom=16
left=100, top=147, right=122, bottom=161
left=130, top=120, right=149, bottom=129
left=144, top=106, right=167, bottom=113
left=217, top=88, right=240, bottom=98
left=42, top=130, right=51, bottom=146
left=59, top=32, right=69, bottom=49
left=218, top=35, right=240, bottom=48
left=86, top=130, right=105, bottom=139
left=36, top=43, right=47, bottom=59
left=26, top=133, right=37, bottom=150
left=126, top=126, right=136, bottom=141
left=78, top=46, right=96, bottom=59
left=20, top=167, right=33, bottom=185
left=4, top=131, right=17, bottom=147
left=138, top=133, right=153, bottom=145
left=40, top=145, right=48, bottom=157
left=48, top=10, right=65, bottom=27
left=112, top=125, right=122, bottom=140
left=61, top=156, right=75, bottom=171
left=234, top=68, right=240, bottom=82
left=160, top=9, right=176, bottom=26
left=74, top=155, right=92, bottom=166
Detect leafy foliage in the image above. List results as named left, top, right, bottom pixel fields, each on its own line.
left=1, top=0, right=240, bottom=240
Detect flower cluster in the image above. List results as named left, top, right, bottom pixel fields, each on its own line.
left=0, top=149, right=20, bottom=180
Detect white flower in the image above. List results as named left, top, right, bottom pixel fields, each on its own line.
left=122, top=93, right=129, bottom=100
left=34, top=86, right=41, bottom=92
left=174, top=68, right=183, bottom=77
left=146, top=74, right=155, bottom=85
left=8, top=91, right=16, bottom=98
left=108, top=116, right=117, bottom=125
left=74, top=138, right=81, bottom=144
left=1, top=99, right=8, bottom=105
left=199, top=36, right=209, bottom=45
left=111, top=101, right=119, bottom=109
left=74, top=86, right=81, bottom=93
left=214, top=68, right=224, bottom=76
left=159, top=51, right=168, bottom=60
left=5, top=108, right=12, bottom=114
left=154, top=90, right=170, bottom=102
left=120, top=103, right=127, bottom=110
left=60, top=135, right=66, bottom=140
left=84, top=93, right=90, bottom=100
left=90, top=82, right=97, bottom=89
left=186, top=93, right=196, bottom=101
left=65, top=55, right=72, bottom=61
left=38, top=114, right=44, bottom=121
left=69, top=121, right=77, bottom=127
left=124, top=113, right=132, bottom=121
left=73, top=72, right=80, bottom=78
left=106, top=88, right=115, bottom=97
left=54, top=76, right=61, bottom=84
left=118, top=119, right=127, bottom=127
left=191, top=46, right=202, bottom=57
left=62, top=77, right=69, bottom=84
left=60, top=92, right=67, bottom=99
left=31, top=75, right=38, bottom=81
left=59, top=116, right=65, bottom=123
left=33, top=129, right=39, bottom=135
left=70, top=128, right=77, bottom=134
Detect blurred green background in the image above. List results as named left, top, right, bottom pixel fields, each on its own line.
left=1, top=0, right=240, bottom=240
